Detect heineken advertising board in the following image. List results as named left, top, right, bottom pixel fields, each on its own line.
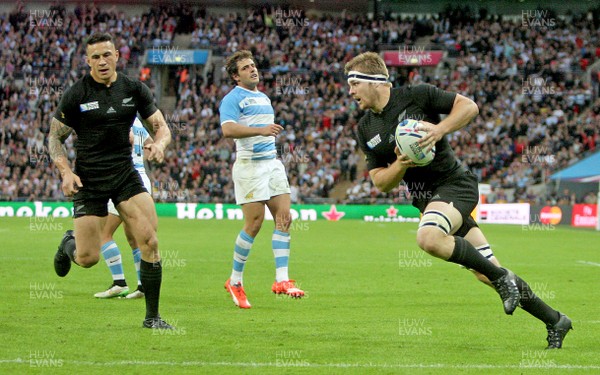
left=0, top=202, right=420, bottom=222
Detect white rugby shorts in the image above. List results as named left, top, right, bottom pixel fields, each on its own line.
left=233, top=158, right=291, bottom=205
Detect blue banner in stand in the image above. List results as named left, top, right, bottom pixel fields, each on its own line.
left=147, top=49, right=209, bottom=65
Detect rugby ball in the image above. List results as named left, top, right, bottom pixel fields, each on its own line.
left=395, top=119, right=436, bottom=166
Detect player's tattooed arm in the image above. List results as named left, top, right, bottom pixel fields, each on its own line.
left=142, top=110, right=171, bottom=163
left=48, top=118, right=74, bottom=177
left=48, top=118, right=82, bottom=196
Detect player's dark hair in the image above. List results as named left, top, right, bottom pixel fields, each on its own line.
left=225, top=50, right=255, bottom=81
left=86, top=33, right=114, bottom=47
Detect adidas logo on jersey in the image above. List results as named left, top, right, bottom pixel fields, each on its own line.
left=107, top=106, right=116, bottom=114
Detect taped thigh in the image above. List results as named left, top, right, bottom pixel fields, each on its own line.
left=418, top=210, right=453, bottom=236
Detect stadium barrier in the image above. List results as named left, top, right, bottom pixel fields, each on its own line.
left=1, top=202, right=595, bottom=228
left=0, top=201, right=420, bottom=222
left=475, top=203, right=598, bottom=228
left=570, top=204, right=598, bottom=228
left=529, top=205, right=572, bottom=226
left=475, top=203, right=530, bottom=225
left=519, top=204, right=597, bottom=228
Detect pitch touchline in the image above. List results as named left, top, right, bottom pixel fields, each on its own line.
left=2, top=359, right=599, bottom=369
left=577, top=260, right=600, bottom=267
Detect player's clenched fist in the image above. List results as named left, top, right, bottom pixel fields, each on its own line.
left=61, top=170, right=82, bottom=197
left=144, top=144, right=165, bottom=163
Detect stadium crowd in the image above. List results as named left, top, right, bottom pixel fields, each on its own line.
left=345, top=7, right=600, bottom=205
left=1, top=3, right=599, bottom=206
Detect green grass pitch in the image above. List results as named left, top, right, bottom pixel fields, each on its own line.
left=0, top=217, right=598, bottom=374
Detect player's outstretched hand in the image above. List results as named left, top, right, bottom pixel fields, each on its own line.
left=395, top=146, right=416, bottom=168
left=144, top=144, right=165, bottom=163
left=261, top=124, right=284, bottom=137
left=61, top=171, right=82, bottom=197
left=416, top=121, right=442, bottom=153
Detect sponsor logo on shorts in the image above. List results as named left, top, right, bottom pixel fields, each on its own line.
left=245, top=192, right=254, bottom=200
left=74, top=204, right=86, bottom=215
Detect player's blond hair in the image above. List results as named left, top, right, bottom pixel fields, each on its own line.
left=344, top=52, right=390, bottom=81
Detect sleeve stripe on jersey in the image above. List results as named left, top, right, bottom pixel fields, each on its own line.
left=240, top=113, right=274, bottom=125
left=239, top=104, right=274, bottom=115
left=239, top=96, right=271, bottom=107
left=253, top=142, right=276, bottom=153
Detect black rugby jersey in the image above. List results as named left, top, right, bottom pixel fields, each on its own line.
left=356, top=84, right=465, bottom=191
left=53, top=73, right=157, bottom=190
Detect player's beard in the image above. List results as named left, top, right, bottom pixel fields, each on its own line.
left=364, top=86, right=382, bottom=112
left=359, top=95, right=374, bottom=111
left=240, top=77, right=259, bottom=90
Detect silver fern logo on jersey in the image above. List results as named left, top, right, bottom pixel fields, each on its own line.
left=397, top=110, right=406, bottom=123
left=121, top=97, right=134, bottom=107
left=367, top=134, right=381, bottom=149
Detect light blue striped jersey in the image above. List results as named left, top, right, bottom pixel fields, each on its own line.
left=219, top=86, right=276, bottom=160
left=131, top=118, right=149, bottom=173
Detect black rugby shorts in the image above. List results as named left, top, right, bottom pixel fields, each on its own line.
left=412, top=170, right=480, bottom=237
left=72, top=168, right=147, bottom=218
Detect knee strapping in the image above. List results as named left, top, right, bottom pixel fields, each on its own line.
left=418, top=210, right=452, bottom=235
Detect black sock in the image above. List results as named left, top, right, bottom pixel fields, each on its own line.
left=447, top=237, right=505, bottom=281
left=140, top=259, right=162, bottom=320
left=515, top=276, right=560, bottom=326
left=64, top=238, right=78, bottom=265
left=114, top=279, right=127, bottom=287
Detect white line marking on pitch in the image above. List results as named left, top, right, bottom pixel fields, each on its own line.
left=577, top=260, right=600, bottom=267
left=1, top=359, right=599, bottom=370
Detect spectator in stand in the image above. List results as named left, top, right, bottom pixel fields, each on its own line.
left=2, top=4, right=599, bottom=206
